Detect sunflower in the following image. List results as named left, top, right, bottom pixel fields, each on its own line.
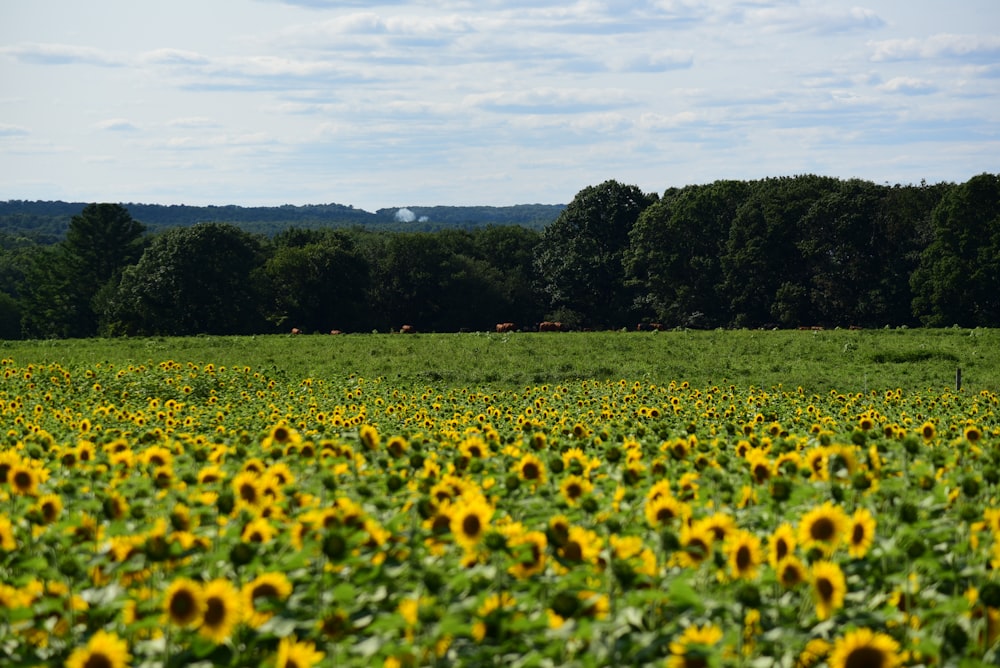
left=847, top=507, right=877, bottom=559
left=667, top=623, right=724, bottom=668
left=746, top=450, right=772, bottom=484
left=359, top=424, right=380, bottom=451
left=231, top=471, right=265, bottom=511
left=241, top=517, right=277, bottom=544
left=726, top=529, right=763, bottom=580
left=811, top=560, right=847, bottom=621
left=699, top=512, right=736, bottom=544
left=828, top=627, right=901, bottom=668
left=776, top=556, right=808, bottom=589
left=798, top=502, right=849, bottom=555
left=0, top=515, right=16, bottom=551
left=33, top=493, right=63, bottom=525
left=796, top=638, right=831, bottom=668
left=768, top=523, right=797, bottom=568
left=274, top=636, right=325, bottom=668
left=198, top=578, right=242, bottom=644
left=164, top=577, right=205, bottom=628
left=65, top=630, right=131, bottom=668
left=385, top=435, right=408, bottom=459
left=450, top=496, right=493, bottom=550
left=557, top=525, right=602, bottom=566
left=644, top=494, right=690, bottom=528
left=920, top=421, right=935, bottom=441
left=514, top=453, right=546, bottom=486
left=559, top=474, right=593, bottom=506
left=242, top=572, right=293, bottom=628
left=507, top=531, right=547, bottom=579
left=674, top=522, right=714, bottom=569
left=7, top=461, right=39, bottom=496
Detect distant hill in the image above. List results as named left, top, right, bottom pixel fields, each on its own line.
left=0, top=200, right=565, bottom=241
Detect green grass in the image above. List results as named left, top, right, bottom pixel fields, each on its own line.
left=2, top=327, right=997, bottom=394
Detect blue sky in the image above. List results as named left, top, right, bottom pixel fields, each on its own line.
left=2, top=1, right=998, bottom=212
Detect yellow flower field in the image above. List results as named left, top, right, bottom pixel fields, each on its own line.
left=1, top=357, right=999, bottom=666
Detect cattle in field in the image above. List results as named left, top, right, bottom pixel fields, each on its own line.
left=330, top=329, right=343, bottom=335
left=290, top=327, right=303, bottom=335
left=496, top=322, right=516, bottom=333
left=637, top=323, right=665, bottom=331
left=538, top=321, right=565, bottom=332
left=400, top=324, right=416, bottom=334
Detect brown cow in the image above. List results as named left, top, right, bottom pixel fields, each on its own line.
left=400, top=324, right=416, bottom=334
left=290, top=327, right=303, bottom=335
left=330, top=329, right=343, bottom=335
left=496, top=322, right=516, bottom=333
left=538, top=321, right=564, bottom=332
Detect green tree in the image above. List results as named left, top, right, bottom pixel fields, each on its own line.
left=101, top=223, right=265, bottom=335
left=261, top=229, right=371, bottom=332
left=19, top=204, right=145, bottom=338
left=721, top=176, right=842, bottom=327
left=911, top=174, right=1000, bottom=326
left=533, top=180, right=657, bottom=328
left=471, top=225, right=544, bottom=327
left=626, top=180, right=749, bottom=328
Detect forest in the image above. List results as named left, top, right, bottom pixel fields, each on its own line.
left=0, top=173, right=997, bottom=339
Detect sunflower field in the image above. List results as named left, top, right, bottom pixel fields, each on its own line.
left=1, top=354, right=999, bottom=667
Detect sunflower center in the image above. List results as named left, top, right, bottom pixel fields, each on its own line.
left=852, top=524, right=866, bottom=544
left=810, top=518, right=835, bottom=541
left=522, top=462, right=540, bottom=480
left=170, top=590, right=198, bottom=621
left=845, top=646, right=887, bottom=668
left=816, top=577, right=835, bottom=601
left=781, top=565, right=802, bottom=586
left=239, top=483, right=257, bottom=502
left=735, top=546, right=752, bottom=570
left=462, top=514, right=482, bottom=538
left=203, top=597, right=226, bottom=627
left=566, top=483, right=583, bottom=499
left=563, top=540, right=583, bottom=561
left=656, top=507, right=676, bottom=523
left=686, top=538, right=708, bottom=560
left=13, top=470, right=32, bottom=490
left=273, top=427, right=290, bottom=442
left=775, top=540, right=789, bottom=561
left=82, top=653, right=114, bottom=668
left=253, top=584, right=280, bottom=601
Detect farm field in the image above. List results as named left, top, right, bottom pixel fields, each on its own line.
left=1, top=329, right=999, bottom=666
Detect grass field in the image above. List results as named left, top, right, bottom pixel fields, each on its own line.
left=2, top=327, right=997, bottom=394
left=2, top=329, right=999, bottom=666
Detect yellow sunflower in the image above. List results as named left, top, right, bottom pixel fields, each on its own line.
left=798, top=502, right=849, bottom=555
left=0, top=514, right=17, bottom=551
left=667, top=623, right=724, bottom=668
left=796, top=638, right=831, bottom=668
left=514, top=453, right=546, bottom=486
left=559, top=474, right=593, bottom=506
left=242, top=572, right=293, bottom=628
left=920, top=421, right=935, bottom=441
left=163, top=577, right=205, bottom=628
left=726, top=529, right=764, bottom=581
left=65, top=630, right=131, bottom=668
left=810, top=560, right=847, bottom=621
left=274, top=635, right=325, bottom=668
left=198, top=578, right=242, bottom=644
left=768, top=523, right=797, bottom=568
left=674, top=522, right=714, bottom=569
left=847, top=507, right=877, bottom=559
left=33, top=493, right=63, bottom=525
left=241, top=517, right=277, bottom=544
left=557, top=525, right=602, bottom=566
left=643, top=494, right=690, bottom=528
left=776, top=556, right=808, bottom=589
left=828, top=627, right=901, bottom=668
left=450, top=496, right=493, bottom=550
left=7, top=461, right=39, bottom=496
left=507, top=531, right=547, bottom=579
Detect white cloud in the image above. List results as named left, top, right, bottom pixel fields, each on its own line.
left=0, top=123, right=30, bottom=137
left=869, top=34, right=1000, bottom=62
left=96, top=119, right=140, bottom=132
left=878, top=77, right=937, bottom=95
left=0, top=42, right=125, bottom=66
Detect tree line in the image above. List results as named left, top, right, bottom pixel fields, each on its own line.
left=0, top=173, right=997, bottom=339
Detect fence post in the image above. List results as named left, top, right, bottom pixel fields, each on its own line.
left=956, top=367, right=962, bottom=392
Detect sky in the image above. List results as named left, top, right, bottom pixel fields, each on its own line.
left=1, top=1, right=998, bottom=212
